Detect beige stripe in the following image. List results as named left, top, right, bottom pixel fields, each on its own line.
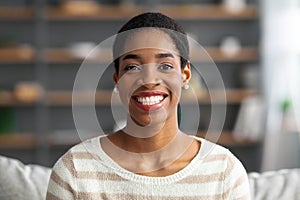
left=76, top=171, right=128, bottom=181
left=221, top=173, right=247, bottom=199
left=62, top=153, right=77, bottom=177
left=76, top=192, right=228, bottom=200
left=223, top=155, right=235, bottom=178
left=233, top=174, right=247, bottom=189
left=71, top=152, right=101, bottom=160
left=203, top=154, right=228, bottom=163
left=236, top=193, right=251, bottom=200
left=51, top=171, right=76, bottom=196
left=62, top=152, right=127, bottom=181
left=177, top=172, right=223, bottom=184
left=46, top=192, right=61, bottom=200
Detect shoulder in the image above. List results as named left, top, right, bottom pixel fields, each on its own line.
left=47, top=136, right=105, bottom=199
left=53, top=136, right=102, bottom=169
left=194, top=136, right=242, bottom=165
left=195, top=136, right=250, bottom=199
left=194, top=136, right=248, bottom=182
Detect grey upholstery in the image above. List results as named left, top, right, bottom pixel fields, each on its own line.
left=1, top=155, right=300, bottom=200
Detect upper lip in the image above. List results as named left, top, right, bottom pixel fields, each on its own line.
left=132, top=91, right=168, bottom=98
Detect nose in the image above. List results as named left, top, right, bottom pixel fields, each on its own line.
left=137, top=64, right=161, bottom=86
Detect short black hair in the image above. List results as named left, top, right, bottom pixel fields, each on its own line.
left=113, top=12, right=190, bottom=74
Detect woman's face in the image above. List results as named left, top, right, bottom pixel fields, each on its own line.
left=114, top=29, right=191, bottom=127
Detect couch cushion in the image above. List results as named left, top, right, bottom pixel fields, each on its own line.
left=0, top=155, right=51, bottom=200
left=248, top=168, right=300, bottom=200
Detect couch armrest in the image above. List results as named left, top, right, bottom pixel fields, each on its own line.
left=248, top=168, right=300, bottom=200
left=0, top=155, right=51, bottom=200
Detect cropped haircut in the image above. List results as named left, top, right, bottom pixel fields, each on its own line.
left=112, top=12, right=190, bottom=74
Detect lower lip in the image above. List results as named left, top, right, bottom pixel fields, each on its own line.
left=132, top=97, right=166, bottom=112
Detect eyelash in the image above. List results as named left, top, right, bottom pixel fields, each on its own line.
left=158, top=63, right=173, bottom=70
left=123, top=63, right=174, bottom=71
left=124, top=65, right=141, bottom=71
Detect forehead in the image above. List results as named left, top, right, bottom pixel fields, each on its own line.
left=121, top=28, right=179, bottom=56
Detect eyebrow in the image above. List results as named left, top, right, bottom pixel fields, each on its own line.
left=122, top=54, right=141, bottom=60
left=122, top=53, right=175, bottom=61
left=155, top=53, right=175, bottom=59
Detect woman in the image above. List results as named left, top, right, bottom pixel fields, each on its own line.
left=47, top=12, right=250, bottom=199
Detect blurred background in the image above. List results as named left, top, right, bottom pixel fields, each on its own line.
left=0, top=0, right=299, bottom=173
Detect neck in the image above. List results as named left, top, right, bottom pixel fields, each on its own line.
left=102, top=130, right=196, bottom=175
left=119, top=115, right=179, bottom=152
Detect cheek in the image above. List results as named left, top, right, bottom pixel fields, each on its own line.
left=161, top=72, right=182, bottom=99
left=116, top=74, right=137, bottom=104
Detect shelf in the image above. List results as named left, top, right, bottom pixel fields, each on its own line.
left=0, top=47, right=257, bottom=64
left=0, top=7, right=35, bottom=20
left=45, top=47, right=258, bottom=64
left=0, top=91, right=37, bottom=106
left=46, top=90, right=113, bottom=106
left=0, top=47, right=35, bottom=63
left=46, top=5, right=257, bottom=21
left=0, top=5, right=257, bottom=21
left=0, top=134, right=37, bottom=148
left=0, top=131, right=258, bottom=149
left=47, top=5, right=146, bottom=21
left=193, top=47, right=259, bottom=63
left=158, top=5, right=257, bottom=20
left=197, top=131, right=258, bottom=146
left=0, top=89, right=256, bottom=107
left=45, top=48, right=111, bottom=63
left=48, top=89, right=256, bottom=106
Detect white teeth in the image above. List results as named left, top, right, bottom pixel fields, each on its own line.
left=136, top=95, right=164, bottom=105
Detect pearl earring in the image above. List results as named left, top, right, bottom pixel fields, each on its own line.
left=113, top=86, right=119, bottom=93
left=184, top=84, right=190, bottom=90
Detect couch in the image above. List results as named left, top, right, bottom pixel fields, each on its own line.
left=0, top=155, right=300, bottom=200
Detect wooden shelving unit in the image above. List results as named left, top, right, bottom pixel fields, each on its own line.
left=0, top=134, right=37, bottom=148
left=0, top=47, right=35, bottom=63
left=0, top=7, right=35, bottom=20
left=0, top=5, right=256, bottom=21
left=0, top=91, right=37, bottom=106
left=158, top=5, right=257, bottom=20
left=0, top=89, right=256, bottom=107
left=44, top=47, right=258, bottom=63
left=0, top=47, right=258, bottom=64
left=0, top=2, right=261, bottom=169
left=46, top=5, right=257, bottom=21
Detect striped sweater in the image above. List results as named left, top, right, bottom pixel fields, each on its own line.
left=46, top=136, right=250, bottom=199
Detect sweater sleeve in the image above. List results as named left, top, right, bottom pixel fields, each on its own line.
left=46, top=152, right=78, bottom=200
left=224, top=151, right=251, bottom=200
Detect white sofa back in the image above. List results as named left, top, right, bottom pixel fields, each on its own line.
left=1, top=155, right=300, bottom=200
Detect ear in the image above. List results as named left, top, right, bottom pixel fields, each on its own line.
left=182, top=62, right=191, bottom=87
left=113, top=72, right=119, bottom=85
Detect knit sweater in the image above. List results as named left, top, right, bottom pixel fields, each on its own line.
left=46, top=136, right=250, bottom=200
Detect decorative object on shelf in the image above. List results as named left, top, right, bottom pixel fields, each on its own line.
left=233, top=95, right=264, bottom=141
left=60, top=0, right=101, bottom=16
left=220, top=36, right=242, bottom=57
left=222, top=0, right=247, bottom=13
left=0, top=107, right=15, bottom=134
left=0, top=36, right=17, bottom=47
left=13, top=82, right=44, bottom=103
left=240, top=64, right=260, bottom=89
left=68, top=41, right=97, bottom=59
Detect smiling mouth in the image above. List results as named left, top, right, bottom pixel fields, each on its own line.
left=131, top=92, right=168, bottom=109
left=134, top=95, right=165, bottom=105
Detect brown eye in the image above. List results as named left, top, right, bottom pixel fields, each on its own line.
left=158, top=63, right=173, bottom=70
left=124, top=65, right=141, bottom=71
